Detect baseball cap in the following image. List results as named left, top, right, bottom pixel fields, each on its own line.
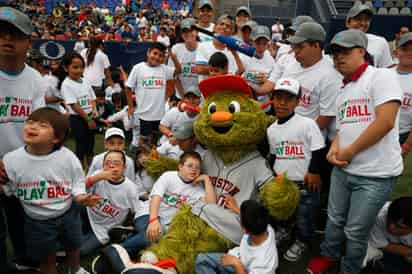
left=274, top=78, right=300, bottom=96
left=326, top=29, right=368, bottom=54
left=0, top=7, right=33, bottom=36
left=180, top=18, right=196, bottom=30
left=173, top=122, right=194, bottom=140
left=346, top=3, right=374, bottom=21
left=199, top=0, right=213, bottom=9
left=105, top=127, right=125, bottom=140
left=287, top=22, right=326, bottom=44
left=216, top=14, right=232, bottom=24
left=251, top=25, right=271, bottom=41
left=240, top=20, right=257, bottom=31
left=184, top=86, right=201, bottom=97
left=236, top=6, right=252, bottom=17
left=398, top=32, right=412, bottom=48
left=289, top=15, right=314, bottom=31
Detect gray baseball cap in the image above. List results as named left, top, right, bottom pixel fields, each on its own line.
left=287, top=22, right=326, bottom=44
left=252, top=25, right=271, bottom=41
left=240, top=20, right=257, bottom=31
left=184, top=86, right=201, bottom=97
left=398, top=32, right=412, bottom=48
left=326, top=29, right=368, bottom=53
left=289, top=15, right=314, bottom=31
left=236, top=6, right=252, bottom=17
left=173, top=122, right=194, bottom=140
left=0, top=7, right=33, bottom=36
left=346, top=4, right=374, bottom=21
left=199, top=0, right=214, bottom=9
left=181, top=18, right=196, bottom=30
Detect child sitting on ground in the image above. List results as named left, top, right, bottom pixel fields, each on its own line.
left=195, top=200, right=278, bottom=274
left=366, top=197, right=412, bottom=274
left=87, top=128, right=135, bottom=181
left=120, top=151, right=216, bottom=256
left=80, top=150, right=144, bottom=256
left=2, top=107, right=100, bottom=274
left=134, top=145, right=154, bottom=201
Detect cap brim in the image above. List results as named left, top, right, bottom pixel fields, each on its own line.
left=105, top=133, right=125, bottom=140
left=0, top=19, right=32, bottom=35
left=184, top=91, right=201, bottom=97
left=253, top=35, right=270, bottom=41
left=199, top=3, right=213, bottom=9
left=398, top=39, right=412, bottom=48
left=274, top=89, right=299, bottom=96
left=347, top=8, right=373, bottom=20
left=287, top=35, right=307, bottom=44
left=325, top=42, right=364, bottom=54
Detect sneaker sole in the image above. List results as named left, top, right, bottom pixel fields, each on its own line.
left=283, top=253, right=300, bottom=262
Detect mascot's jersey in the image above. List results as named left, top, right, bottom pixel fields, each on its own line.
left=191, top=150, right=273, bottom=244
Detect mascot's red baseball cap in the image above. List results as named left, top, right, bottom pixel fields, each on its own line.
left=199, top=75, right=252, bottom=99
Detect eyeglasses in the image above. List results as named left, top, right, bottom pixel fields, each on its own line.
left=104, top=160, right=123, bottom=167
left=183, top=163, right=200, bottom=171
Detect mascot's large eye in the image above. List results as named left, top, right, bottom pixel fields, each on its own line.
left=208, top=102, right=217, bottom=114
left=228, top=101, right=241, bottom=113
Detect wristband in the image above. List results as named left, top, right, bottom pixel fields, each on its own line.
left=86, top=176, right=94, bottom=187
left=148, top=216, right=159, bottom=225
left=401, top=144, right=411, bottom=153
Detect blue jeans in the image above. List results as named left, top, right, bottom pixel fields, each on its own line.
left=296, top=185, right=320, bottom=242
left=121, top=215, right=150, bottom=255
left=195, top=253, right=236, bottom=274
left=320, top=168, right=396, bottom=274
left=80, top=231, right=102, bottom=256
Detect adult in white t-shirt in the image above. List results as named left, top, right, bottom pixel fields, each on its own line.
left=282, top=22, right=340, bottom=139
left=157, top=27, right=170, bottom=48
left=80, top=38, right=113, bottom=88
left=345, top=4, right=393, bottom=68
left=308, top=29, right=403, bottom=274
left=196, top=15, right=243, bottom=82
left=271, top=18, right=284, bottom=41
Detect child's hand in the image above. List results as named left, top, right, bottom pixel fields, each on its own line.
left=336, top=146, right=355, bottom=164
left=255, top=72, right=269, bottom=83
left=76, top=193, right=102, bottom=207
left=221, top=254, right=241, bottom=267
left=224, top=195, right=240, bottom=214
left=192, top=174, right=209, bottom=186
left=169, top=136, right=177, bottom=145
left=98, top=170, right=119, bottom=182
left=304, top=173, right=322, bottom=192
left=327, top=145, right=348, bottom=168
left=146, top=220, right=162, bottom=242
left=0, top=160, right=9, bottom=184
left=88, top=120, right=97, bottom=129
left=92, top=109, right=99, bottom=118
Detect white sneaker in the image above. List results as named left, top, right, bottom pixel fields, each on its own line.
left=283, top=240, right=307, bottom=262
left=362, top=244, right=383, bottom=267
left=140, top=251, right=159, bottom=264
left=69, top=266, right=90, bottom=274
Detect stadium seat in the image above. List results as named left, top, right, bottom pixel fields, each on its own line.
left=408, top=0, right=412, bottom=7
left=388, top=6, right=400, bottom=13
left=400, top=6, right=412, bottom=13
left=55, top=34, right=66, bottom=40
left=374, top=0, right=384, bottom=8
left=384, top=0, right=394, bottom=7
left=377, top=7, right=389, bottom=13
left=395, top=0, right=406, bottom=7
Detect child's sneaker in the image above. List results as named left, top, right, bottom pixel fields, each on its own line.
left=69, top=266, right=90, bottom=274
left=283, top=239, right=307, bottom=262
left=307, top=256, right=335, bottom=274
left=109, top=225, right=135, bottom=243
left=140, top=251, right=159, bottom=264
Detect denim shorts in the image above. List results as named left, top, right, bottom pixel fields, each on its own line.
left=24, top=204, right=82, bottom=261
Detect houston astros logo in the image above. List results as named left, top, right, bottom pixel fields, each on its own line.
left=39, top=41, right=66, bottom=60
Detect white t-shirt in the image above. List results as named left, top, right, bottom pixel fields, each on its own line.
left=3, top=147, right=86, bottom=220
left=240, top=51, right=281, bottom=102
left=126, top=62, right=174, bottom=121
left=228, top=226, right=278, bottom=274
left=369, top=202, right=412, bottom=249
left=281, top=57, right=341, bottom=121
left=168, top=43, right=199, bottom=99
left=87, top=175, right=143, bottom=244
left=0, top=65, right=46, bottom=157
left=135, top=169, right=154, bottom=198
left=87, top=151, right=135, bottom=181
left=106, top=106, right=134, bottom=130
left=43, top=73, right=64, bottom=112
left=196, top=41, right=239, bottom=81
left=367, top=33, right=393, bottom=68
left=81, top=48, right=111, bottom=87
left=157, top=35, right=170, bottom=48
left=337, top=66, right=403, bottom=177
left=396, top=70, right=412, bottom=134
left=159, top=107, right=198, bottom=144
left=105, top=83, right=122, bottom=101
left=61, top=77, right=96, bottom=115
left=267, top=114, right=325, bottom=181
left=198, top=23, right=215, bottom=43
left=136, top=16, right=147, bottom=29
left=150, top=171, right=205, bottom=226
left=157, top=141, right=183, bottom=160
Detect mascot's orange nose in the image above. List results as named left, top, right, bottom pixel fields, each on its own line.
left=211, top=111, right=233, bottom=123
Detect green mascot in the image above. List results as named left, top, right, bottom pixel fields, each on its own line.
left=140, top=75, right=300, bottom=273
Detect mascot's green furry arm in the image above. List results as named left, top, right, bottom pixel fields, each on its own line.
left=142, top=75, right=300, bottom=274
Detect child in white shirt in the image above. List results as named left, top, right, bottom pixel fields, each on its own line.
left=3, top=107, right=99, bottom=274
left=196, top=200, right=278, bottom=274
left=81, top=150, right=144, bottom=255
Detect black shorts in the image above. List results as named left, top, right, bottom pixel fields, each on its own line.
left=139, top=119, right=160, bottom=137
left=24, top=204, right=82, bottom=261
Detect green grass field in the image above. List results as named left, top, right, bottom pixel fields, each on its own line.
left=8, top=133, right=412, bottom=274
